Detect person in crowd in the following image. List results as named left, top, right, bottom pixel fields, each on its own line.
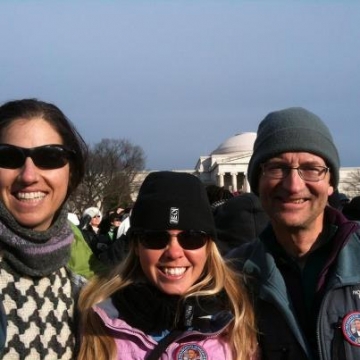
left=78, top=171, right=258, bottom=360
left=213, top=192, right=269, bottom=255
left=116, top=207, right=132, bottom=239
left=229, top=107, right=360, bottom=359
left=328, top=189, right=350, bottom=211
left=342, top=195, right=360, bottom=221
left=100, top=211, right=122, bottom=242
left=0, top=98, right=87, bottom=359
left=78, top=206, right=102, bottom=255
left=205, top=184, right=234, bottom=211
left=68, top=221, right=108, bottom=279
left=94, top=212, right=124, bottom=256
left=97, top=208, right=133, bottom=266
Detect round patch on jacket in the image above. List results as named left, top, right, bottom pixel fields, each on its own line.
left=342, top=312, right=360, bottom=346
left=173, top=344, right=208, bottom=360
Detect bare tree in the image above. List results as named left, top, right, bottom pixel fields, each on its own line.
left=342, top=169, right=360, bottom=198
left=68, top=138, right=146, bottom=215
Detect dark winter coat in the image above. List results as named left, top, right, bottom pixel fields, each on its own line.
left=229, top=207, right=360, bottom=360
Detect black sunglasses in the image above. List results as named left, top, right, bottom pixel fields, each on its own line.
left=0, top=144, right=75, bottom=169
left=133, top=230, right=210, bottom=250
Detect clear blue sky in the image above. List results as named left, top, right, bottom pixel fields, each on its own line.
left=1, top=1, right=359, bottom=170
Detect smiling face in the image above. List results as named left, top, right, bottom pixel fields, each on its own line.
left=258, top=152, right=334, bottom=235
left=136, top=229, right=208, bottom=295
left=0, top=117, right=70, bottom=231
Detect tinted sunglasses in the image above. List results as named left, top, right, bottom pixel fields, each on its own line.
left=133, top=230, right=210, bottom=250
left=0, top=144, right=75, bottom=169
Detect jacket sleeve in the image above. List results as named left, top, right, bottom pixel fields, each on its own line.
left=67, top=222, right=108, bottom=279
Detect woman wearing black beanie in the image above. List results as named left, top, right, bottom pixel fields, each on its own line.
left=78, top=171, right=258, bottom=360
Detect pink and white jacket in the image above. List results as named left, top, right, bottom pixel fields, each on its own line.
left=93, top=298, right=235, bottom=360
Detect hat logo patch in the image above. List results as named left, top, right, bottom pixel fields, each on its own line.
left=170, top=207, right=179, bottom=224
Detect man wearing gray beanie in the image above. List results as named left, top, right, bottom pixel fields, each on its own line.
left=229, top=107, right=360, bottom=360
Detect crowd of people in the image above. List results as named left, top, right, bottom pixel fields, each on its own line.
left=0, top=98, right=360, bottom=360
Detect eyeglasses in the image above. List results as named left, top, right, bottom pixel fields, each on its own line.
left=92, top=215, right=101, bottom=218
left=132, top=230, right=210, bottom=250
left=261, top=163, right=330, bottom=182
left=0, top=144, right=75, bottom=170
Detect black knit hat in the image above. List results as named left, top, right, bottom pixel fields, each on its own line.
left=248, top=107, right=340, bottom=194
left=130, top=171, right=216, bottom=238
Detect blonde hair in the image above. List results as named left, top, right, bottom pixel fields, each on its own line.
left=77, top=240, right=257, bottom=360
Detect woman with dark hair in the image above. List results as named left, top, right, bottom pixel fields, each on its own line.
left=0, top=98, right=87, bottom=359
left=78, top=171, right=258, bottom=360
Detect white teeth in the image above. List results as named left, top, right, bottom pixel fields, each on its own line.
left=16, top=192, right=46, bottom=200
left=163, top=267, right=186, bottom=276
left=285, top=199, right=305, bottom=204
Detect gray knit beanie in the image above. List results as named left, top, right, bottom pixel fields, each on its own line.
left=248, top=107, right=340, bottom=194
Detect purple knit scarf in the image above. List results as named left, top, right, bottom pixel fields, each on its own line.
left=0, top=202, right=73, bottom=276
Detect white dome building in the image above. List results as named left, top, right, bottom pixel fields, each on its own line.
left=211, top=132, right=256, bottom=155
left=132, top=131, right=359, bottom=200
left=195, top=132, right=257, bottom=193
